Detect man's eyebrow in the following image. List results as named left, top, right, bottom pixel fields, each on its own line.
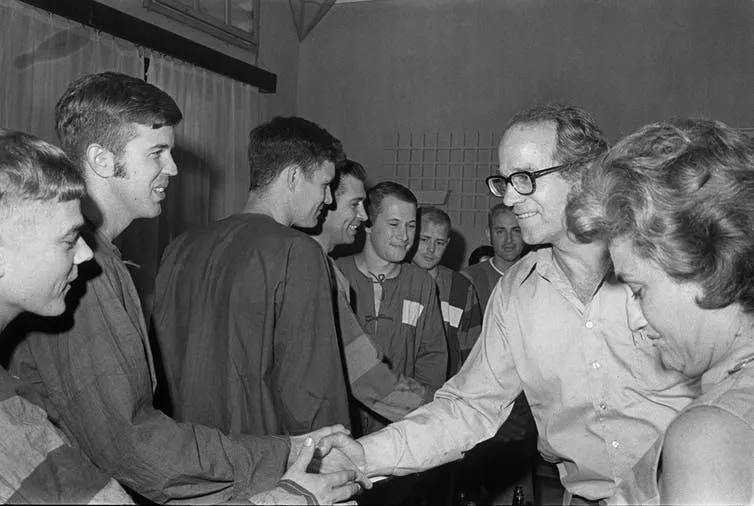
left=510, top=164, right=536, bottom=172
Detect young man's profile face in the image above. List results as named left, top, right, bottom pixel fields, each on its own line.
left=367, top=195, right=416, bottom=264
left=293, top=161, right=334, bottom=228
left=111, top=124, right=177, bottom=222
left=413, top=218, right=449, bottom=271
left=322, top=174, right=367, bottom=246
left=0, top=198, right=92, bottom=316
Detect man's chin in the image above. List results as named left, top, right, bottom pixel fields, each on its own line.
left=35, top=301, right=66, bottom=318
left=500, top=254, right=521, bottom=262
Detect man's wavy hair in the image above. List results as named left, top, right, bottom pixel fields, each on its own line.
left=247, top=116, right=346, bottom=192
left=332, top=159, right=367, bottom=196
left=567, top=118, right=754, bottom=313
left=506, top=103, right=609, bottom=189
left=55, top=72, right=182, bottom=173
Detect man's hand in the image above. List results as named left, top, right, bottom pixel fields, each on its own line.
left=315, top=432, right=370, bottom=488
left=251, top=437, right=360, bottom=505
left=288, top=424, right=350, bottom=469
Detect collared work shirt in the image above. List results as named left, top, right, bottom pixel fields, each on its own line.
left=0, top=367, right=132, bottom=504
left=361, top=248, right=696, bottom=500
left=9, top=226, right=290, bottom=504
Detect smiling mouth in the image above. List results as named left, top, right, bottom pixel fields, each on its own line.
left=516, top=211, right=537, bottom=219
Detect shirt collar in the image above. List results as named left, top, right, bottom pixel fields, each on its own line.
left=511, top=248, right=552, bottom=287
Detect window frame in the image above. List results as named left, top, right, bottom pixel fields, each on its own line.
left=143, top=0, right=259, bottom=51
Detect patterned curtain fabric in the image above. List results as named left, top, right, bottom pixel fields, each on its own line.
left=0, top=0, right=259, bottom=316
left=120, top=52, right=259, bottom=314
left=0, top=0, right=142, bottom=142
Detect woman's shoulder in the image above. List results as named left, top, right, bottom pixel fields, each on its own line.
left=667, top=404, right=753, bottom=445
left=662, top=405, right=754, bottom=504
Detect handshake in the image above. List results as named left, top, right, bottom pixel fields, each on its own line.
left=250, top=425, right=373, bottom=505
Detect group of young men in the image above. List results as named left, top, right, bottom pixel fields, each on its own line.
left=1, top=72, right=359, bottom=504
left=1, top=69, right=703, bottom=506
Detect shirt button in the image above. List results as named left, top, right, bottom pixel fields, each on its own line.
left=592, top=361, right=601, bottom=369
left=599, top=402, right=608, bottom=410
left=612, top=441, right=620, bottom=448
left=585, top=321, right=594, bottom=329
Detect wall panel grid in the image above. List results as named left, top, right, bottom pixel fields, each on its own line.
left=383, top=131, right=502, bottom=229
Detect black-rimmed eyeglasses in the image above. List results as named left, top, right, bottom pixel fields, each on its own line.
left=486, top=164, right=570, bottom=197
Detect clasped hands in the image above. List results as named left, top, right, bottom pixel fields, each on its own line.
left=279, top=425, right=371, bottom=505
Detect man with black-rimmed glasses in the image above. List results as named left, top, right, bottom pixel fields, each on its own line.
left=318, top=104, right=697, bottom=506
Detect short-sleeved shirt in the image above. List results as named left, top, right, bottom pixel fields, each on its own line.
left=611, top=348, right=754, bottom=505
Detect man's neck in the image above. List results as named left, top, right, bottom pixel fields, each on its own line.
left=82, top=195, right=130, bottom=243
left=416, top=264, right=439, bottom=279
left=357, top=245, right=401, bottom=279
left=242, top=190, right=291, bottom=226
left=312, top=233, right=334, bottom=254
left=551, top=238, right=610, bottom=303
left=0, top=306, right=18, bottom=333
left=491, top=255, right=515, bottom=274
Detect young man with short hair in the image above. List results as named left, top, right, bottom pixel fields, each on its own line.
left=461, top=203, right=525, bottom=312
left=311, top=160, right=433, bottom=425
left=336, top=182, right=447, bottom=434
left=152, top=116, right=352, bottom=438
left=412, top=207, right=482, bottom=375
left=0, top=129, right=129, bottom=503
